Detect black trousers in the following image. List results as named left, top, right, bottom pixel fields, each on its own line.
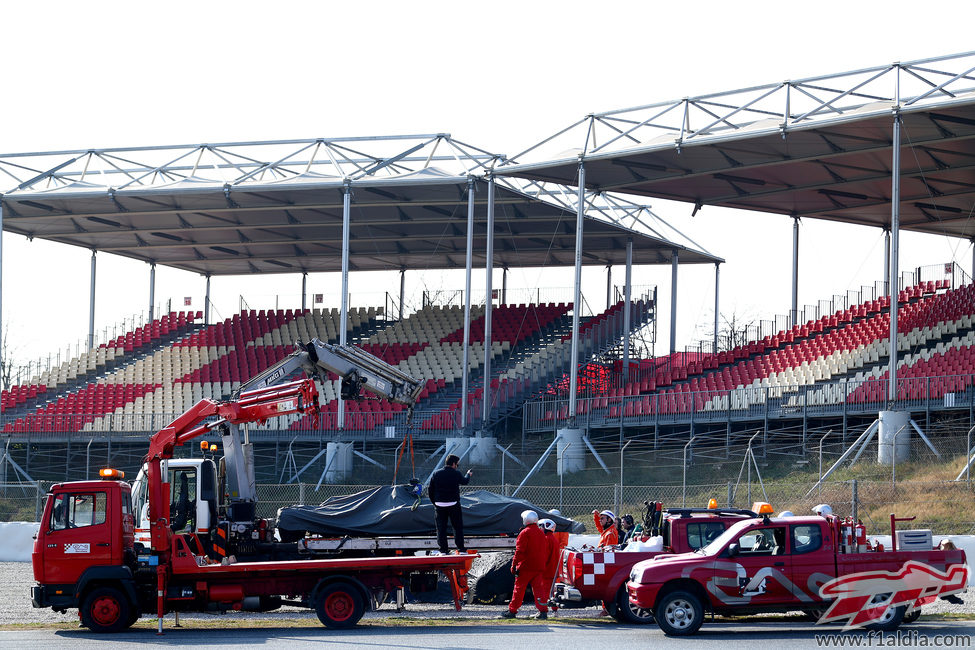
left=434, top=503, right=464, bottom=553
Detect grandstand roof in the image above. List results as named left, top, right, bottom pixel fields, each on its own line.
left=0, top=135, right=721, bottom=276
left=497, top=52, right=975, bottom=241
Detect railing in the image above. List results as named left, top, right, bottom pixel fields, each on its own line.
left=686, top=263, right=970, bottom=358
left=0, top=407, right=482, bottom=440
left=523, top=373, right=975, bottom=432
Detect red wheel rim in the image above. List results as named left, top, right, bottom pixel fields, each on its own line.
left=91, top=595, right=121, bottom=626
left=324, top=591, right=355, bottom=622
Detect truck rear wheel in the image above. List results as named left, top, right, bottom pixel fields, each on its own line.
left=315, top=582, right=365, bottom=629
left=655, top=590, right=703, bottom=636
left=864, top=603, right=905, bottom=632
left=903, top=608, right=921, bottom=624
left=613, top=586, right=654, bottom=624
left=80, top=586, right=134, bottom=633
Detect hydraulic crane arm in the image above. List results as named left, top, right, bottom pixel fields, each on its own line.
left=238, top=338, right=424, bottom=406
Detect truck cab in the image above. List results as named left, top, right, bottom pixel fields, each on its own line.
left=132, top=459, right=218, bottom=540
left=31, top=476, right=136, bottom=617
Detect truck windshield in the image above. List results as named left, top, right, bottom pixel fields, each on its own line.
left=698, top=519, right=755, bottom=555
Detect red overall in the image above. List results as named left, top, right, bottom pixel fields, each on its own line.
left=509, top=524, right=549, bottom=614
left=536, top=530, right=561, bottom=610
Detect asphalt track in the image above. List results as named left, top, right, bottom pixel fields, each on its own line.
left=2, top=620, right=975, bottom=649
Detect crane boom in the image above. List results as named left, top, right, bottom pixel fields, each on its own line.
left=237, top=338, right=424, bottom=405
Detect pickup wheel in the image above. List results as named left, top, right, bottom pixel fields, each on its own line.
left=655, top=590, right=704, bottom=636
left=80, top=586, right=134, bottom=633
left=613, top=586, right=654, bottom=624
left=315, top=582, right=365, bottom=629
left=863, top=596, right=905, bottom=632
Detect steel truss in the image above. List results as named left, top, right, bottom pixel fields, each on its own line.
left=509, top=51, right=975, bottom=164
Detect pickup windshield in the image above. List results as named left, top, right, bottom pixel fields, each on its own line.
left=697, top=519, right=756, bottom=556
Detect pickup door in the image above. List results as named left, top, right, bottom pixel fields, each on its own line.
left=788, top=522, right=835, bottom=603
left=712, top=524, right=795, bottom=607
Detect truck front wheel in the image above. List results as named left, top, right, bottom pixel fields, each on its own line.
left=315, top=582, right=365, bottom=629
left=613, top=586, right=654, bottom=624
left=655, top=590, right=704, bottom=636
left=80, top=586, right=134, bottom=633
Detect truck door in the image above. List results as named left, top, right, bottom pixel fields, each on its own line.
left=715, top=525, right=794, bottom=606
left=41, top=489, right=115, bottom=585
left=789, top=522, right=833, bottom=603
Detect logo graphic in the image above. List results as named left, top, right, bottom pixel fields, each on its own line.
left=818, top=561, right=968, bottom=629
left=64, top=543, right=91, bottom=554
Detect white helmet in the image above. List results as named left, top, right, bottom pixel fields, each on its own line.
left=780, top=511, right=794, bottom=517
left=521, top=510, right=539, bottom=525
left=812, top=504, right=833, bottom=516
left=539, top=518, right=556, bottom=531
left=548, top=509, right=561, bottom=517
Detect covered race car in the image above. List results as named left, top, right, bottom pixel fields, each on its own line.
left=276, top=486, right=584, bottom=538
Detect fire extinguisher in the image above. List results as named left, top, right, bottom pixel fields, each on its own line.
left=855, top=520, right=867, bottom=553
left=841, top=518, right=854, bottom=553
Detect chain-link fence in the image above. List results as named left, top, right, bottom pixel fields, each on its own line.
left=6, top=478, right=975, bottom=536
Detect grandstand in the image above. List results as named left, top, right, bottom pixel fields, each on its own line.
left=2, top=53, right=975, bottom=484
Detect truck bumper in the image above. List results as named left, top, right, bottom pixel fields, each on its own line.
left=32, top=584, right=77, bottom=610
left=626, top=580, right=660, bottom=610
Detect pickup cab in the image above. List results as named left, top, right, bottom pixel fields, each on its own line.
left=552, top=507, right=757, bottom=623
left=626, top=514, right=967, bottom=636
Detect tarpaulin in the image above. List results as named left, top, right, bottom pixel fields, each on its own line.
left=276, top=486, right=585, bottom=537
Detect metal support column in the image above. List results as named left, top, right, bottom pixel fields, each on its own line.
left=461, top=178, right=475, bottom=432
left=791, top=216, right=799, bottom=326
left=889, top=108, right=901, bottom=401
left=88, top=250, right=97, bottom=349
left=713, top=263, right=720, bottom=354
left=669, top=250, right=678, bottom=355
left=622, top=240, right=633, bottom=380
left=204, top=274, right=211, bottom=325
left=0, top=199, right=3, bottom=388
left=148, top=262, right=156, bottom=322
left=884, top=229, right=891, bottom=296
left=339, top=181, right=352, bottom=430
left=569, top=161, right=585, bottom=418
left=502, top=266, right=508, bottom=306
left=398, top=269, right=405, bottom=321
left=606, top=264, right=612, bottom=310
left=301, top=272, right=307, bottom=311
left=481, top=175, right=496, bottom=428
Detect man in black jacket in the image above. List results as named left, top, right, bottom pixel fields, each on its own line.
left=428, top=454, right=473, bottom=554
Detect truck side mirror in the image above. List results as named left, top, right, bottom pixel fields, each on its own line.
left=726, top=543, right=740, bottom=557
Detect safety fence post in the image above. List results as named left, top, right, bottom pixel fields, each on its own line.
left=35, top=481, right=43, bottom=522
left=851, top=479, right=858, bottom=521
left=299, top=482, right=305, bottom=506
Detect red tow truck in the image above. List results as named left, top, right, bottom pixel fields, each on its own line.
left=626, top=512, right=968, bottom=636
left=31, top=341, right=476, bottom=633
left=552, top=502, right=758, bottom=623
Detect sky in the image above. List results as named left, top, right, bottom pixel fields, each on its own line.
left=2, top=1, right=974, bottom=373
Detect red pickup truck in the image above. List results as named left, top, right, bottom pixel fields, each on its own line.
left=552, top=506, right=758, bottom=623
left=626, top=514, right=967, bottom=636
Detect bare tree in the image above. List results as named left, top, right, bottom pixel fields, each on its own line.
left=693, top=309, right=758, bottom=353
left=0, top=324, right=17, bottom=391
